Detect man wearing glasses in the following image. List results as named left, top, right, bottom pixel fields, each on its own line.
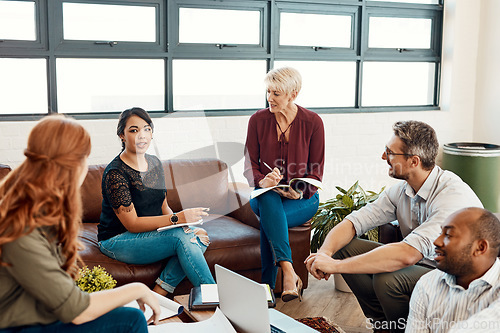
left=305, top=120, right=483, bottom=333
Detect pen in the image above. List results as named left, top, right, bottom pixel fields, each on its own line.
left=263, top=161, right=274, bottom=173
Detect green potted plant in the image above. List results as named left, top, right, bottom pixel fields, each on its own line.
left=310, top=181, right=384, bottom=292
left=76, top=265, right=117, bottom=293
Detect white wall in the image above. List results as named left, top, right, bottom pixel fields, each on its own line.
left=0, top=0, right=488, bottom=201
left=473, top=0, right=500, bottom=144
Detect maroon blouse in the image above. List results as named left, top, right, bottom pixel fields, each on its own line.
left=243, top=105, right=325, bottom=199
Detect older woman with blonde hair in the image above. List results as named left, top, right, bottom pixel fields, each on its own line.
left=244, top=67, right=325, bottom=301
left=0, top=115, right=160, bottom=332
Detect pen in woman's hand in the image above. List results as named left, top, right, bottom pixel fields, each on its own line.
left=263, top=161, right=279, bottom=174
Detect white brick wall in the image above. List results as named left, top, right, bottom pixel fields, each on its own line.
left=0, top=109, right=475, bottom=201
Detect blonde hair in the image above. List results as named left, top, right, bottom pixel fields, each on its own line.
left=264, top=66, right=302, bottom=95
left=0, top=115, right=91, bottom=278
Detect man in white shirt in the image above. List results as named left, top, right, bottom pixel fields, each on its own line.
left=406, top=207, right=500, bottom=333
left=305, top=120, right=483, bottom=332
left=447, top=298, right=500, bottom=333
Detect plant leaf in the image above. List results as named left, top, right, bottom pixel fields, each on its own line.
left=310, top=181, right=386, bottom=251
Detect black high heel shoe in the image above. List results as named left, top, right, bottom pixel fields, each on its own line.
left=281, top=276, right=303, bottom=302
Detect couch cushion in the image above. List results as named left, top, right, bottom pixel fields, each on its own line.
left=162, top=159, right=230, bottom=214
left=81, top=158, right=232, bottom=223
left=81, top=164, right=106, bottom=223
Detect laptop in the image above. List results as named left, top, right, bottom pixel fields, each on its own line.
left=215, top=264, right=318, bottom=333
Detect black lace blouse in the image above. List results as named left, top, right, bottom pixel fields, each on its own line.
left=97, top=154, right=167, bottom=241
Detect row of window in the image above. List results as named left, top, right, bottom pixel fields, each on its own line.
left=0, top=0, right=443, bottom=118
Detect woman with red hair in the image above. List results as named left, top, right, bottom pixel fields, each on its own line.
left=0, top=115, right=159, bottom=332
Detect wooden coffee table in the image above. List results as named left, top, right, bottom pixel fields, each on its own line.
left=156, top=295, right=195, bottom=324
left=158, top=316, right=184, bottom=324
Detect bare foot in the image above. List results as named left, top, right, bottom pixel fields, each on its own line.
left=153, top=284, right=168, bottom=297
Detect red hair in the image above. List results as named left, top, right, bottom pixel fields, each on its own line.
left=0, top=115, right=91, bottom=278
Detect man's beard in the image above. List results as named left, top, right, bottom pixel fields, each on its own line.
left=389, top=164, right=409, bottom=181
left=436, top=243, right=474, bottom=277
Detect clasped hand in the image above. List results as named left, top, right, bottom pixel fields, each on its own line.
left=304, top=252, right=339, bottom=281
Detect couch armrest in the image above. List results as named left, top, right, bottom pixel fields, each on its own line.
left=227, top=182, right=260, bottom=230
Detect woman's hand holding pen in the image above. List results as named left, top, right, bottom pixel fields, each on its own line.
left=260, top=162, right=302, bottom=199
left=259, top=162, right=283, bottom=188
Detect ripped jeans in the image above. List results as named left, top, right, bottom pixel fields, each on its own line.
left=99, top=227, right=215, bottom=293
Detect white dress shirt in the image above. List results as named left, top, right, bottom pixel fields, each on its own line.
left=405, top=259, right=500, bottom=333
left=448, top=298, right=500, bottom=332
left=347, top=166, right=483, bottom=264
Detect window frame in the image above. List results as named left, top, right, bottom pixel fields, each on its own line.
left=363, top=7, right=443, bottom=59
left=171, top=0, right=269, bottom=57
left=0, top=0, right=47, bottom=51
left=274, top=2, right=359, bottom=59
left=0, top=0, right=444, bottom=120
left=52, top=0, right=165, bottom=53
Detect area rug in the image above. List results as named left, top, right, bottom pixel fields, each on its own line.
left=297, top=317, right=346, bottom=333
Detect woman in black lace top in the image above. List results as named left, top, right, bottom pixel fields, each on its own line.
left=97, top=108, right=215, bottom=296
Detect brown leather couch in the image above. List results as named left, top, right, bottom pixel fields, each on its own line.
left=0, top=160, right=311, bottom=296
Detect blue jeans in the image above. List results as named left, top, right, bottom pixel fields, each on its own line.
left=0, top=307, right=147, bottom=333
left=99, top=227, right=215, bottom=293
left=250, top=191, right=320, bottom=288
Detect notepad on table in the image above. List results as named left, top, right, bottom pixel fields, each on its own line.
left=188, top=283, right=276, bottom=311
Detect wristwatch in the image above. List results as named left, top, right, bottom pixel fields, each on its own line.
left=170, top=213, right=179, bottom=225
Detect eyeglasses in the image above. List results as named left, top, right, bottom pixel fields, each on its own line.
left=384, top=146, right=413, bottom=157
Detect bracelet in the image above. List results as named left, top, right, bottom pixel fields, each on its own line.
left=297, top=189, right=303, bottom=200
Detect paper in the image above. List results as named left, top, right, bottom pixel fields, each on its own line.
left=200, top=283, right=274, bottom=303
left=157, top=219, right=203, bottom=232
left=147, top=307, right=236, bottom=333
left=201, top=284, right=219, bottom=303
left=250, top=178, right=323, bottom=199
left=125, top=292, right=183, bottom=321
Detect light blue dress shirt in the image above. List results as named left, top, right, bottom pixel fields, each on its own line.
left=347, top=166, right=483, bottom=264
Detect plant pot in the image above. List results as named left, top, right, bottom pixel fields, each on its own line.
left=334, top=274, right=352, bottom=293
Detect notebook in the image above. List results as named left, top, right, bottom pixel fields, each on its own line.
left=189, top=283, right=276, bottom=311
left=215, top=264, right=318, bottom=333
